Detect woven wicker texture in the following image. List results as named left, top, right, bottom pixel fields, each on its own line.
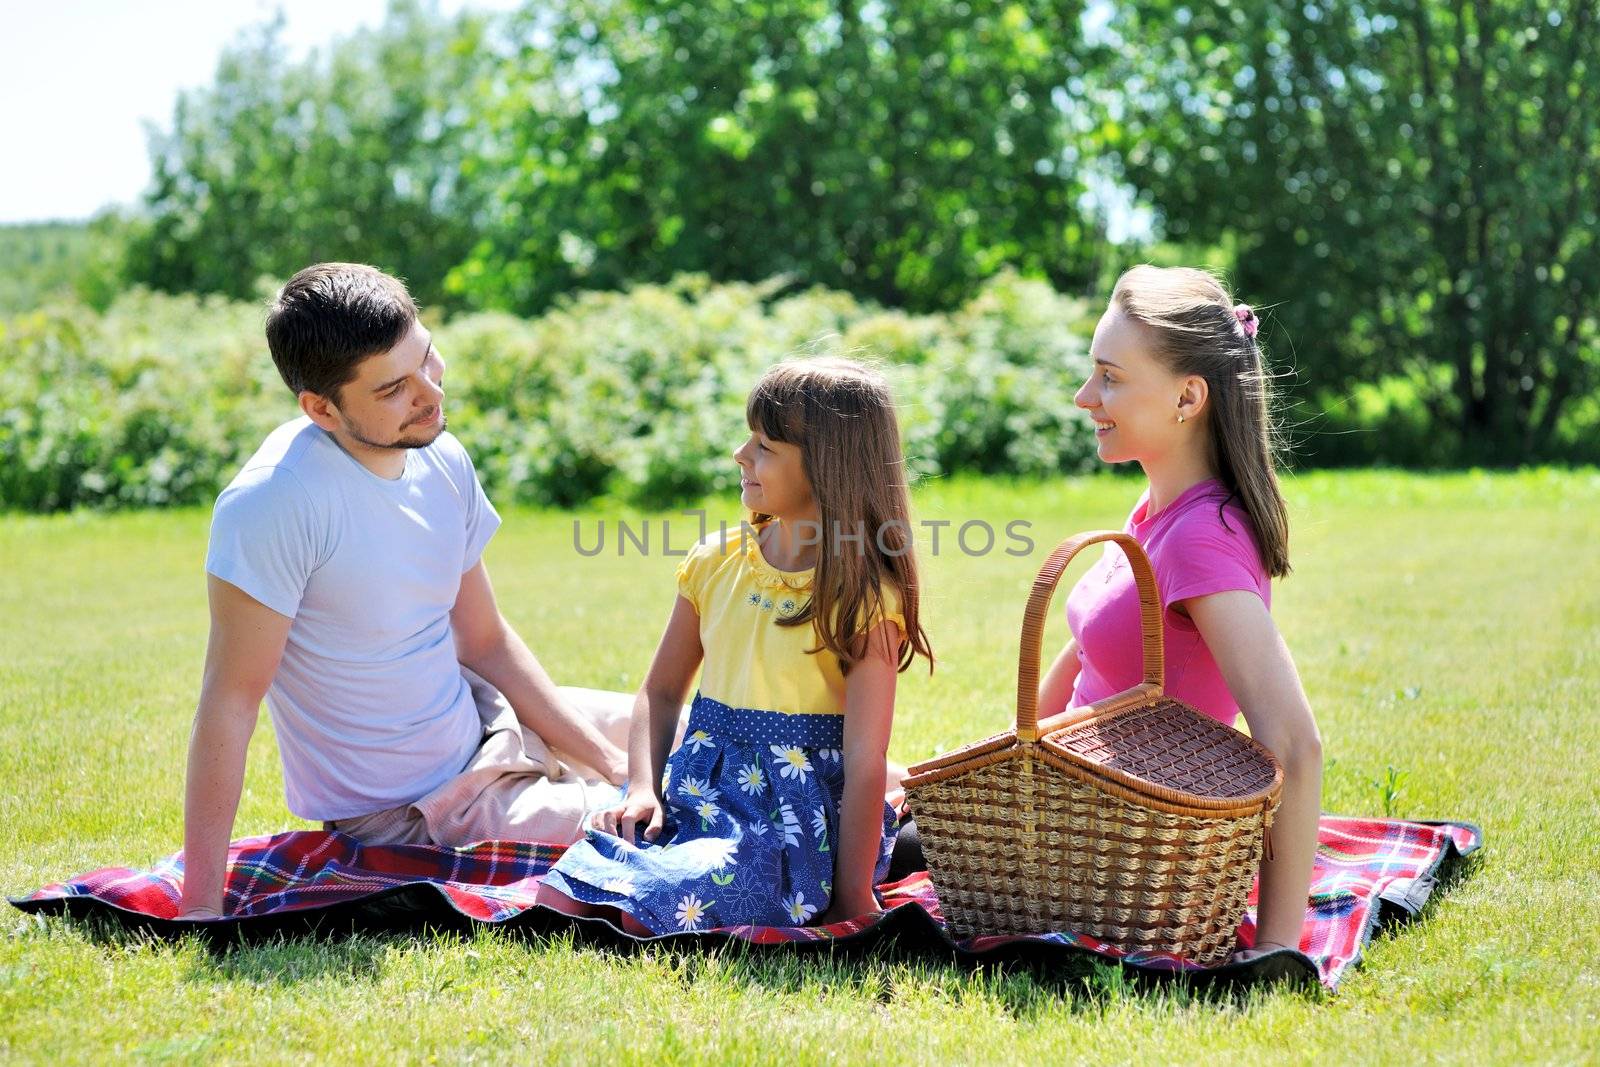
left=903, top=530, right=1283, bottom=964
left=1054, top=698, right=1281, bottom=800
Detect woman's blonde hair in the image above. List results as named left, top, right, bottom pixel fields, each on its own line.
left=746, top=357, right=934, bottom=674
left=1112, top=265, right=1292, bottom=577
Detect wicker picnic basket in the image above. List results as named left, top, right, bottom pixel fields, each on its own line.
left=903, top=531, right=1283, bottom=965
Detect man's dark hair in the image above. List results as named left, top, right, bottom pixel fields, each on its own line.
left=265, top=263, right=418, bottom=401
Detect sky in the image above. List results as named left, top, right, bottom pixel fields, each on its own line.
left=0, top=0, right=520, bottom=225
left=0, top=0, right=1146, bottom=239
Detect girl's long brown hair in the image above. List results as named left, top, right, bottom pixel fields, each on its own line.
left=746, top=357, right=934, bottom=674
left=1112, top=265, right=1292, bottom=578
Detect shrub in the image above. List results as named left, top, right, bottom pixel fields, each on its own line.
left=0, top=290, right=294, bottom=510
left=0, top=273, right=1098, bottom=513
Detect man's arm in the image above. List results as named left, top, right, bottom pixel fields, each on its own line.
left=179, top=576, right=292, bottom=918
left=451, top=560, right=627, bottom=784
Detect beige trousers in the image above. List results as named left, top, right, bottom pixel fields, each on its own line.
left=326, top=678, right=684, bottom=848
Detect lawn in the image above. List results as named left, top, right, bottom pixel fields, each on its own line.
left=2, top=470, right=1597, bottom=1063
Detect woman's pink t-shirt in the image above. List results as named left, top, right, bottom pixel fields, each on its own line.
left=1064, top=478, right=1271, bottom=726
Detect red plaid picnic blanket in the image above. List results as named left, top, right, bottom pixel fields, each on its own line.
left=11, top=815, right=1480, bottom=991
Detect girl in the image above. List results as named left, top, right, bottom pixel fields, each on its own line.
left=539, top=357, right=934, bottom=933
left=1039, top=265, right=1323, bottom=962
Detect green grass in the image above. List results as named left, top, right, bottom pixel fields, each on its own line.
left=3, top=470, right=1598, bottom=1064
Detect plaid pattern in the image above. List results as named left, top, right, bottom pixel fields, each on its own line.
left=12, top=814, right=1479, bottom=991
left=898, top=815, right=1483, bottom=988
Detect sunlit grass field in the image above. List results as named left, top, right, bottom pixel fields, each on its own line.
left=3, top=469, right=1597, bottom=1063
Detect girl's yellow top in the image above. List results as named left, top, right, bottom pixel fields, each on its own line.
left=675, top=519, right=906, bottom=717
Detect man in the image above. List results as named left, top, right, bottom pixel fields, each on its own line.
left=180, top=262, right=630, bottom=918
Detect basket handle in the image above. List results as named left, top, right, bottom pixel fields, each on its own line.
left=1016, top=530, right=1165, bottom=742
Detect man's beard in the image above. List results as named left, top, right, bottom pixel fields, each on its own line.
left=340, top=412, right=447, bottom=451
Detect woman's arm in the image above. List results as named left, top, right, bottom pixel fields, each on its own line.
left=1038, top=638, right=1081, bottom=718
left=817, top=620, right=900, bottom=925
left=596, top=594, right=704, bottom=844
left=1182, top=590, right=1323, bottom=953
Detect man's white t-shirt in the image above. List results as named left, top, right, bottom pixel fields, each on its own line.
left=205, top=417, right=501, bottom=821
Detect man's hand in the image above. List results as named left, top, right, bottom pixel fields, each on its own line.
left=587, top=788, right=664, bottom=845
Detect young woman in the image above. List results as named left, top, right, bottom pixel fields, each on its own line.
left=1039, top=265, right=1323, bottom=960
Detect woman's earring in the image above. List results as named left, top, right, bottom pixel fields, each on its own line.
left=1177, top=412, right=1186, bottom=424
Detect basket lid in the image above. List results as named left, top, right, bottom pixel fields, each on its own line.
left=1046, top=697, right=1280, bottom=801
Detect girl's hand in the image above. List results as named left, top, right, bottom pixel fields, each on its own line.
left=588, top=788, right=664, bottom=845
left=815, top=896, right=883, bottom=928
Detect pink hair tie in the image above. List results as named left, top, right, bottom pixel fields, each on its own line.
left=1233, top=304, right=1259, bottom=339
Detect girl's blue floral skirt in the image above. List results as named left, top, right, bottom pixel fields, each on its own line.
left=542, top=692, right=897, bottom=933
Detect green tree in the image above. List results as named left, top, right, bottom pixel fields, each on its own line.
left=121, top=1, right=494, bottom=309
left=0, top=223, right=92, bottom=313
left=454, top=0, right=1107, bottom=314
left=1103, top=0, right=1599, bottom=463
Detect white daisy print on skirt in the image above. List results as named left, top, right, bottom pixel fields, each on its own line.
left=770, top=745, right=813, bottom=782
left=677, top=776, right=721, bottom=803
left=784, top=890, right=817, bottom=924
left=736, top=763, right=767, bottom=795
left=776, top=801, right=803, bottom=846
left=695, top=799, right=721, bottom=830
left=675, top=892, right=711, bottom=931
